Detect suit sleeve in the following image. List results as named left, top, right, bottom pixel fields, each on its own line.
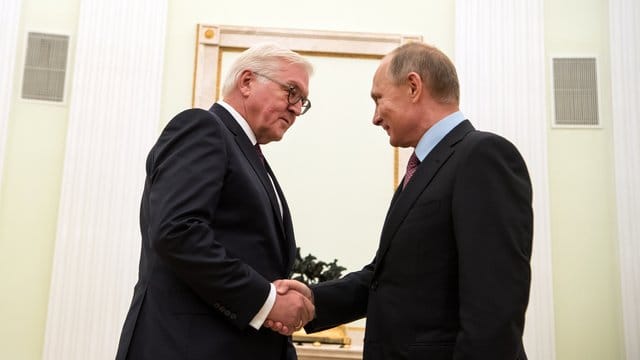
left=452, top=134, right=533, bottom=359
left=147, top=108, right=270, bottom=329
left=305, top=259, right=374, bottom=333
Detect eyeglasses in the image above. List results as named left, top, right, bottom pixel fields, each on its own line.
left=254, top=72, right=311, bottom=115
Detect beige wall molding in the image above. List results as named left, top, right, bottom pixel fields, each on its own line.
left=193, top=24, right=422, bottom=193
left=192, top=26, right=424, bottom=349
left=192, top=24, right=421, bottom=110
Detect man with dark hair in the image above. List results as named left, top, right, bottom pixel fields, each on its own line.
left=274, top=42, right=533, bottom=360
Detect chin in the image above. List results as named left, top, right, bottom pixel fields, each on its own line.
left=389, top=138, right=410, bottom=148
left=269, top=134, right=285, bottom=143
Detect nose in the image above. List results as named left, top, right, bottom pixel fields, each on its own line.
left=372, top=108, right=382, bottom=126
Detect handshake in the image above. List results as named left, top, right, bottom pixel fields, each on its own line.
left=264, top=279, right=314, bottom=336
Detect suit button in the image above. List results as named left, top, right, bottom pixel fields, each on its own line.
left=370, top=281, right=378, bottom=290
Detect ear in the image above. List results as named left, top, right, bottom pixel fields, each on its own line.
left=406, top=72, right=423, bottom=102
left=238, top=70, right=254, bottom=97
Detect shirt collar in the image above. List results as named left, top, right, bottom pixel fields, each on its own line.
left=414, top=111, right=465, bottom=161
left=218, top=100, right=258, bottom=145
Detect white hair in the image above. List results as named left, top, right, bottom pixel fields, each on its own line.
left=221, top=43, right=314, bottom=97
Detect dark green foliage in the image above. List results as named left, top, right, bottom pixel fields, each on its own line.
left=290, top=247, right=346, bottom=285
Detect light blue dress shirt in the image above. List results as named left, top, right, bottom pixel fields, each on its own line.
left=414, top=111, right=466, bottom=161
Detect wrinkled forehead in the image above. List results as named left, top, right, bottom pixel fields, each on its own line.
left=371, top=59, right=391, bottom=90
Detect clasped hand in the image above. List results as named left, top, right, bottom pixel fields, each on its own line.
left=264, top=279, right=314, bottom=335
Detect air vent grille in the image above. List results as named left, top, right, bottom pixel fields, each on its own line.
left=552, top=57, right=599, bottom=126
left=21, top=32, right=69, bottom=102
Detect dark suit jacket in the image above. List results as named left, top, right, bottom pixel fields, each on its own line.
left=116, top=104, right=297, bottom=360
left=307, top=120, right=532, bottom=360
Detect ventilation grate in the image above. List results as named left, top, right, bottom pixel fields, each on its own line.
left=21, top=32, right=69, bottom=102
left=552, top=57, right=599, bottom=126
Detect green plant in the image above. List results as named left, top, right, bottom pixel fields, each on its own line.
left=290, top=247, right=346, bottom=285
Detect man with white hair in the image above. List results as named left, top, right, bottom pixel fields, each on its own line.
left=116, top=43, right=315, bottom=360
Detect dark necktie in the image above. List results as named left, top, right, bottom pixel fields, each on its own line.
left=255, top=143, right=283, bottom=218
left=403, top=152, right=420, bottom=189
left=254, top=144, right=265, bottom=165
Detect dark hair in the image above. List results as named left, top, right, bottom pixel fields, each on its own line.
left=388, top=42, right=459, bottom=105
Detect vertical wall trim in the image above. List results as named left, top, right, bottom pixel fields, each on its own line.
left=610, top=0, right=640, bottom=358
left=455, top=1, right=556, bottom=359
left=0, top=0, right=22, bottom=190
left=42, top=0, right=168, bottom=359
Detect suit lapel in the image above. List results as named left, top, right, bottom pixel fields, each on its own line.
left=375, top=121, right=475, bottom=272
left=264, top=160, right=296, bottom=272
left=209, top=104, right=288, bottom=242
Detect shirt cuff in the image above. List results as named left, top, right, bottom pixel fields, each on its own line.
left=249, top=283, right=276, bottom=329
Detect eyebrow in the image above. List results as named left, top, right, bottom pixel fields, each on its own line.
left=288, top=82, right=308, bottom=97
